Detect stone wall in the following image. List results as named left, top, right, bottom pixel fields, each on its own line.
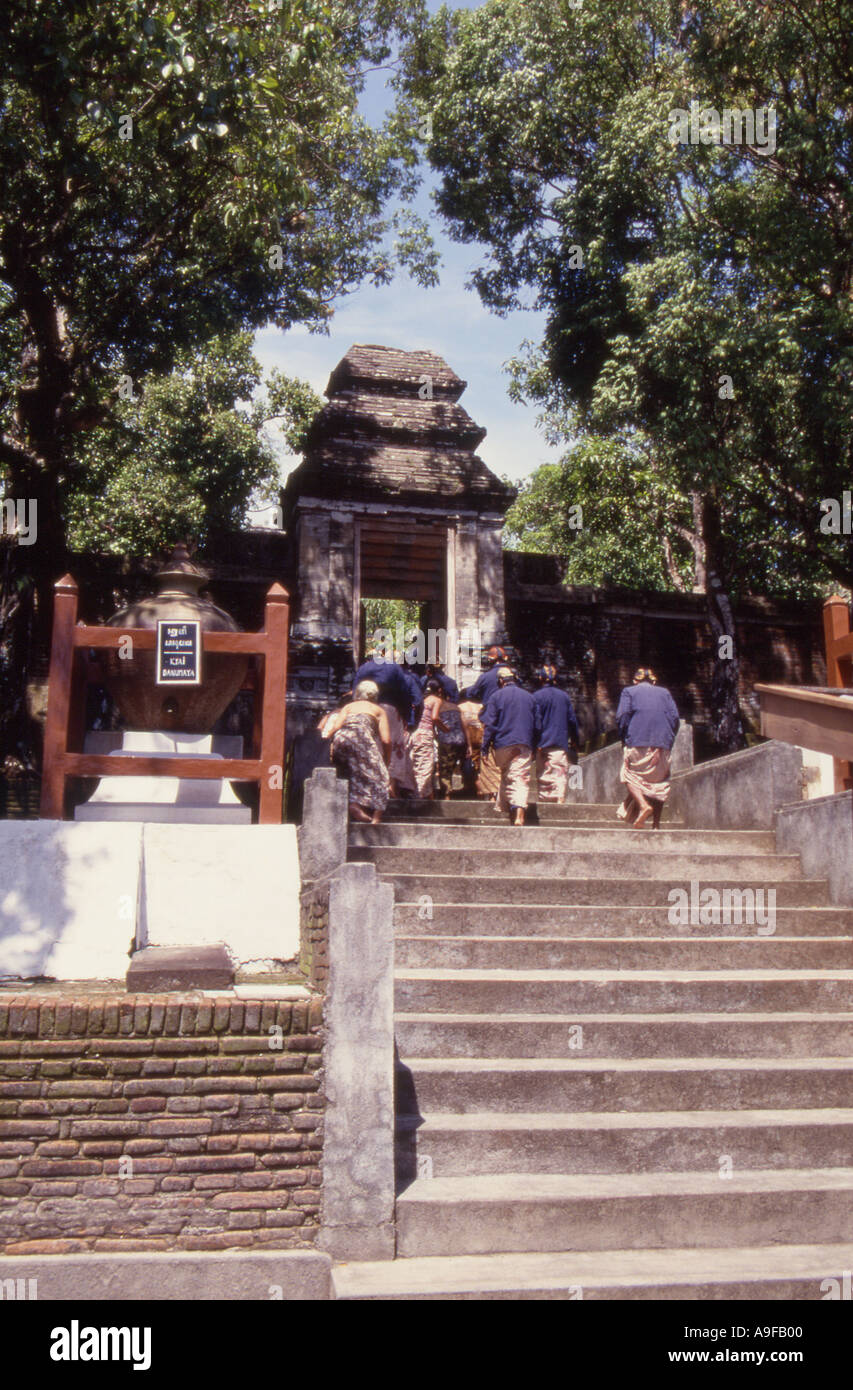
left=504, top=554, right=826, bottom=755
left=0, top=990, right=323, bottom=1255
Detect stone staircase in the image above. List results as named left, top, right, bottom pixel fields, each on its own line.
left=333, top=797, right=853, bottom=1299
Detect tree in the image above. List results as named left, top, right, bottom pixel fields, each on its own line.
left=0, top=0, right=435, bottom=760
left=64, top=330, right=322, bottom=557
left=401, top=0, right=853, bottom=749
left=0, top=0, right=435, bottom=594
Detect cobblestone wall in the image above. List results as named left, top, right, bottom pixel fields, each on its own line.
left=0, top=992, right=323, bottom=1255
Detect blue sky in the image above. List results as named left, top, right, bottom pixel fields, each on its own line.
left=251, top=0, right=561, bottom=517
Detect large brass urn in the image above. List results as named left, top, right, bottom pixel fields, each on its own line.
left=104, top=545, right=248, bottom=732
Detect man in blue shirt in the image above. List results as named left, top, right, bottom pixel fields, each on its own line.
left=460, top=645, right=508, bottom=705
left=615, top=667, right=681, bottom=829
left=481, top=667, right=536, bottom=825
left=532, top=665, right=580, bottom=803
left=354, top=648, right=419, bottom=724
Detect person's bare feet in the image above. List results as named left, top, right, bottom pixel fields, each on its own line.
left=512, top=807, right=526, bottom=826
left=349, top=803, right=371, bottom=823
left=634, top=805, right=653, bottom=829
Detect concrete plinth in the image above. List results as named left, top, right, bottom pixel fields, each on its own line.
left=75, top=731, right=251, bottom=824
left=126, top=944, right=234, bottom=992
left=138, top=824, right=301, bottom=964
left=0, top=820, right=301, bottom=981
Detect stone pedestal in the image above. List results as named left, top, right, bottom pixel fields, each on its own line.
left=74, top=732, right=251, bottom=824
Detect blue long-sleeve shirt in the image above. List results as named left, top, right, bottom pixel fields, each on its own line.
left=533, top=686, right=579, bottom=753
left=354, top=659, right=417, bottom=721
left=616, top=683, right=680, bottom=750
left=421, top=671, right=459, bottom=702
left=461, top=665, right=501, bottom=705
left=481, top=682, right=536, bottom=753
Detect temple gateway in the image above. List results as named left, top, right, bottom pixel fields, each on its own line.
left=282, top=344, right=516, bottom=787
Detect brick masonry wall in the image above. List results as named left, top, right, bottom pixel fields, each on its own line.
left=504, top=557, right=826, bottom=754
left=0, top=992, right=324, bottom=1255
left=299, top=883, right=330, bottom=990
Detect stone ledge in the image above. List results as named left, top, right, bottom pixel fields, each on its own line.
left=0, top=994, right=324, bottom=1038
left=0, top=1248, right=331, bottom=1299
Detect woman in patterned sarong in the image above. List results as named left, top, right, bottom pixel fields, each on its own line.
left=615, top=668, right=680, bottom=829
left=380, top=701, right=418, bottom=798
left=458, top=700, right=501, bottom=800
left=407, top=679, right=443, bottom=799
left=319, top=681, right=391, bottom=823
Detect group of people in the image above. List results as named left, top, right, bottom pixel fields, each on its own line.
left=318, top=643, right=681, bottom=830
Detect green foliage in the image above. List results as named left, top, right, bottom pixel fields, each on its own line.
left=63, top=331, right=321, bottom=556
left=504, top=437, right=696, bottom=592
left=0, top=0, right=436, bottom=552
left=362, top=597, right=421, bottom=641
left=402, top=0, right=853, bottom=601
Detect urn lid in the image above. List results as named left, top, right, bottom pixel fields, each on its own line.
left=153, top=543, right=209, bottom=597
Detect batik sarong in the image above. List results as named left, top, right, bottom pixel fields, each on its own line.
left=330, top=713, right=390, bottom=814
left=617, top=745, right=671, bottom=820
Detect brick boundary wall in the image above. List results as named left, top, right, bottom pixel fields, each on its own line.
left=0, top=993, right=324, bottom=1255
left=299, top=883, right=330, bottom=989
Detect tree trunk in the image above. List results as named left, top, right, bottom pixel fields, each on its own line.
left=699, top=493, right=744, bottom=754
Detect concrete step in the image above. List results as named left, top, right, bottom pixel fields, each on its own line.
left=332, top=1242, right=853, bottom=1299
left=393, top=902, right=853, bottom=937
left=384, top=800, right=648, bottom=823
left=395, top=935, right=853, bottom=972
left=396, top=1056, right=853, bottom=1114
left=395, top=1167, right=853, bottom=1257
left=395, top=968, right=853, bottom=1016
left=388, top=811, right=675, bottom=822
left=394, top=1010, right=853, bottom=1058
left=353, top=846, right=803, bottom=881
left=382, top=874, right=827, bottom=906
left=395, top=1108, right=853, bottom=1177
left=351, top=824, right=774, bottom=853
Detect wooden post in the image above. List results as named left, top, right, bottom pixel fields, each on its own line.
left=39, top=577, right=289, bottom=823
left=40, top=575, right=79, bottom=819
left=823, top=595, right=852, bottom=791
left=258, top=583, right=290, bottom=825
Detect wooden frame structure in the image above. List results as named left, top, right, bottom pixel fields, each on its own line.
left=823, top=595, right=853, bottom=689
left=40, top=574, right=290, bottom=823
left=755, top=595, right=853, bottom=793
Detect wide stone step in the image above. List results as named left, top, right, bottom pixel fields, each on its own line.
left=388, top=811, right=675, bottom=822
left=353, top=847, right=802, bottom=880
left=396, top=1056, right=853, bottom=1114
left=394, top=1010, right=853, bottom=1058
left=395, top=968, right=853, bottom=1015
left=382, top=874, right=827, bottom=905
left=384, top=800, right=641, bottom=823
left=393, top=903, right=853, bottom=937
left=395, top=1108, right=853, bottom=1177
left=332, top=1242, right=853, bottom=1300
left=350, top=825, right=773, bottom=853
left=395, top=1167, right=853, bottom=1257
left=395, top=935, right=853, bottom=971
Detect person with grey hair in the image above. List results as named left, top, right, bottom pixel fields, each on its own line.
left=319, top=681, right=392, bottom=823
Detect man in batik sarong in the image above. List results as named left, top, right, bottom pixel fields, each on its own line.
left=532, top=665, right=580, bottom=803
left=481, top=668, right=536, bottom=826
left=615, top=668, right=680, bottom=829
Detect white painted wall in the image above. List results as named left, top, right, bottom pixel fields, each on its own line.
left=0, top=822, right=300, bottom=982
